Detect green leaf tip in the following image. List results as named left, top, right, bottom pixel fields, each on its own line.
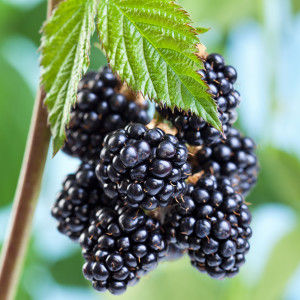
left=195, top=27, right=211, bottom=34
left=40, top=0, right=98, bottom=155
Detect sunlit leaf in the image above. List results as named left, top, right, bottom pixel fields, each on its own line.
left=98, top=0, right=221, bottom=134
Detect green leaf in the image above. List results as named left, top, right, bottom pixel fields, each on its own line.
left=97, top=0, right=222, bottom=132
left=252, top=224, right=300, bottom=300
left=40, top=0, right=97, bottom=155
left=196, top=27, right=211, bottom=34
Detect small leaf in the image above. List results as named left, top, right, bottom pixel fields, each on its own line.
left=40, top=0, right=97, bottom=155
left=97, top=0, right=222, bottom=132
left=195, top=27, right=211, bottom=34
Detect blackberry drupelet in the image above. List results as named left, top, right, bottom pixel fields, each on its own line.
left=80, top=206, right=168, bottom=295
left=63, top=67, right=150, bottom=161
left=191, top=127, right=259, bottom=196
left=164, top=175, right=252, bottom=279
left=95, top=123, right=191, bottom=210
left=51, top=162, right=116, bottom=241
left=156, top=53, right=240, bottom=146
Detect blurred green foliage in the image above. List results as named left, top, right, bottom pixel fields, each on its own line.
left=181, top=0, right=264, bottom=27
left=0, top=45, right=33, bottom=207
left=249, top=148, right=300, bottom=214
left=252, top=224, right=300, bottom=300
left=292, top=0, right=300, bottom=12
left=50, top=251, right=88, bottom=287
left=1, top=0, right=300, bottom=299
left=0, top=1, right=46, bottom=207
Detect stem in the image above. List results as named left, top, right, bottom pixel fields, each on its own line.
left=0, top=91, right=50, bottom=300
left=0, top=1, right=61, bottom=299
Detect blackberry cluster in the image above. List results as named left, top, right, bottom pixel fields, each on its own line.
left=51, top=162, right=115, bottom=241
left=63, top=67, right=150, bottom=161
left=156, top=53, right=240, bottom=146
left=51, top=58, right=258, bottom=294
left=164, top=175, right=252, bottom=279
left=191, top=127, right=259, bottom=196
left=95, top=123, right=191, bottom=210
left=80, top=206, right=167, bottom=295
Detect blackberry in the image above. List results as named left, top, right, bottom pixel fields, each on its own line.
left=191, top=127, right=259, bottom=196
left=80, top=206, right=168, bottom=295
left=156, top=53, right=240, bottom=146
left=95, top=123, right=191, bottom=210
left=51, top=162, right=116, bottom=241
left=63, top=67, right=150, bottom=161
left=164, top=175, right=252, bottom=279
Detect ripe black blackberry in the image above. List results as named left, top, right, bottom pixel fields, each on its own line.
left=63, top=67, right=150, bottom=161
left=156, top=53, right=240, bottom=146
left=164, top=175, right=252, bottom=279
left=95, top=123, right=191, bottom=210
left=51, top=162, right=116, bottom=241
left=191, top=127, right=259, bottom=196
left=80, top=206, right=168, bottom=295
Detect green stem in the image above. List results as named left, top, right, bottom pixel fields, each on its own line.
left=0, top=1, right=62, bottom=299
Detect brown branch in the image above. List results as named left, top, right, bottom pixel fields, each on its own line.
left=0, top=1, right=61, bottom=299
left=0, top=90, right=50, bottom=300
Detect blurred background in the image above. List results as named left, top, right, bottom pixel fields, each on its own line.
left=1, top=0, right=300, bottom=299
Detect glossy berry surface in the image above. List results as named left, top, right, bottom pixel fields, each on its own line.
left=191, top=127, right=259, bottom=196
left=156, top=53, right=240, bottom=146
left=80, top=206, right=167, bottom=295
left=51, top=162, right=116, bottom=241
left=49, top=49, right=259, bottom=291
left=164, top=175, right=252, bottom=279
left=63, top=67, right=150, bottom=161
left=96, top=123, right=191, bottom=210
